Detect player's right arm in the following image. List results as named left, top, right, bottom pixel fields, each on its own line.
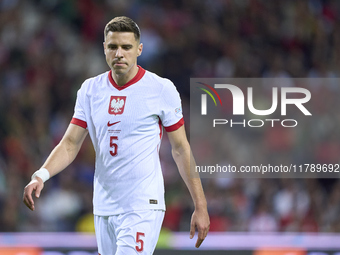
left=23, top=123, right=88, bottom=211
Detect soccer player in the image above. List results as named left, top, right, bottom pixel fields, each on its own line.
left=23, top=16, right=209, bottom=254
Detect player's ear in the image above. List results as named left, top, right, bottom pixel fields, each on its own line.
left=137, top=43, right=143, bottom=57
left=103, top=42, right=106, bottom=55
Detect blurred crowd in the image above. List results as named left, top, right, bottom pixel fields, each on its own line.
left=1, top=0, right=340, bottom=233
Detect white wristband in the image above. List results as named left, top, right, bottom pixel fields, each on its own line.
left=31, top=168, right=50, bottom=183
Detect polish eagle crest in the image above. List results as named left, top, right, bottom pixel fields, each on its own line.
left=108, top=96, right=126, bottom=115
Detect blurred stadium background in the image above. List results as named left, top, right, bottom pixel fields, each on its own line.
left=1, top=0, right=340, bottom=254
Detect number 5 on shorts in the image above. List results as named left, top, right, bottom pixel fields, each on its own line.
left=136, top=232, right=145, bottom=252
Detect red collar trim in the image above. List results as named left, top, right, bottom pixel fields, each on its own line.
left=108, top=65, right=146, bottom=90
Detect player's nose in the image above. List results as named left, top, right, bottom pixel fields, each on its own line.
left=115, top=47, right=123, bottom=58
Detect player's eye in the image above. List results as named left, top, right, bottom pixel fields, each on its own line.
left=108, top=45, right=117, bottom=50
left=122, top=45, right=132, bottom=50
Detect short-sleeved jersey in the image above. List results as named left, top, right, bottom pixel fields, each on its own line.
left=71, top=66, right=184, bottom=216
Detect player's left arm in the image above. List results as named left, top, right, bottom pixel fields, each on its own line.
left=167, top=125, right=210, bottom=248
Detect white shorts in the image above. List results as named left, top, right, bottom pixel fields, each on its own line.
left=94, top=210, right=165, bottom=255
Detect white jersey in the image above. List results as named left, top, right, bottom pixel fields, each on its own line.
left=71, top=66, right=184, bottom=216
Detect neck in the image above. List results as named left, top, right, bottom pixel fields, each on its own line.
left=112, top=64, right=139, bottom=87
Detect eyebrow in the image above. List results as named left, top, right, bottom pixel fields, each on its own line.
left=107, top=43, right=133, bottom=47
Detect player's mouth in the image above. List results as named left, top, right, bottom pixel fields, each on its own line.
left=113, top=62, right=127, bottom=67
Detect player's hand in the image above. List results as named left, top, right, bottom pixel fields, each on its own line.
left=190, top=207, right=210, bottom=248
left=23, top=177, right=44, bottom=211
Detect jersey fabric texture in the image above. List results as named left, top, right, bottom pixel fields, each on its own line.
left=71, top=66, right=184, bottom=216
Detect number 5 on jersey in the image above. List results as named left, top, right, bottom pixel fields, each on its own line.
left=110, top=136, right=118, bottom=156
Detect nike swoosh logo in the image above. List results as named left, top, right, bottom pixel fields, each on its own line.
left=107, top=121, right=121, bottom=127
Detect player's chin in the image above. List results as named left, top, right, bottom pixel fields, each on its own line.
left=112, top=66, right=125, bottom=72
left=113, top=69, right=128, bottom=76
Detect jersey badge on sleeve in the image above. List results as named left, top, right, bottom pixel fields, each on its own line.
left=108, top=96, right=126, bottom=115
left=175, top=106, right=182, bottom=116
